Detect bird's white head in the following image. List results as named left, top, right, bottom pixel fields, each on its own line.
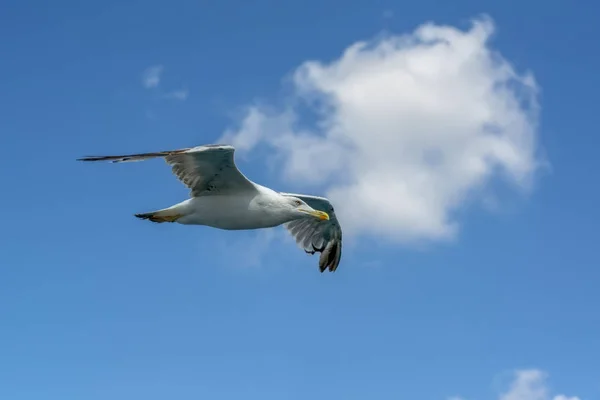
left=285, top=197, right=330, bottom=221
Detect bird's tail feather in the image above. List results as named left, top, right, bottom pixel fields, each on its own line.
left=135, top=208, right=183, bottom=223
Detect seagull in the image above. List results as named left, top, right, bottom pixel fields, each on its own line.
left=77, top=144, right=342, bottom=272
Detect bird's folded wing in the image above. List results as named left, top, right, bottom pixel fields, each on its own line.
left=281, top=193, right=342, bottom=272
left=78, top=144, right=257, bottom=196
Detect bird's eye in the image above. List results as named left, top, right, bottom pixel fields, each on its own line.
left=294, top=200, right=302, bottom=206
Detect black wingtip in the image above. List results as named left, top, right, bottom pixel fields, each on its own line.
left=76, top=156, right=103, bottom=162
left=76, top=156, right=129, bottom=163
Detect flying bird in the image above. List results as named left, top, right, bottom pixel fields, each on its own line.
left=77, top=144, right=342, bottom=272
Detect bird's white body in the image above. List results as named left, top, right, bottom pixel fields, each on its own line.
left=167, top=184, right=292, bottom=230
left=78, top=144, right=343, bottom=272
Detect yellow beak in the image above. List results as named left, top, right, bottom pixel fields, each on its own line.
left=304, top=209, right=329, bottom=221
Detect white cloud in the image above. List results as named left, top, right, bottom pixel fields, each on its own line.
left=496, top=370, right=580, bottom=400
left=142, top=65, right=164, bottom=88
left=164, top=89, right=189, bottom=101
left=452, top=370, right=580, bottom=400
left=221, top=16, right=543, bottom=244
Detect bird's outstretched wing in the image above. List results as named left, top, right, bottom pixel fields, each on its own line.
left=78, top=144, right=257, bottom=197
left=280, top=193, right=342, bottom=272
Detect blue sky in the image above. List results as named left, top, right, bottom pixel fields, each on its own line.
left=1, top=0, right=599, bottom=399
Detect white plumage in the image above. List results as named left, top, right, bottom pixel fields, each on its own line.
left=78, top=144, right=343, bottom=272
